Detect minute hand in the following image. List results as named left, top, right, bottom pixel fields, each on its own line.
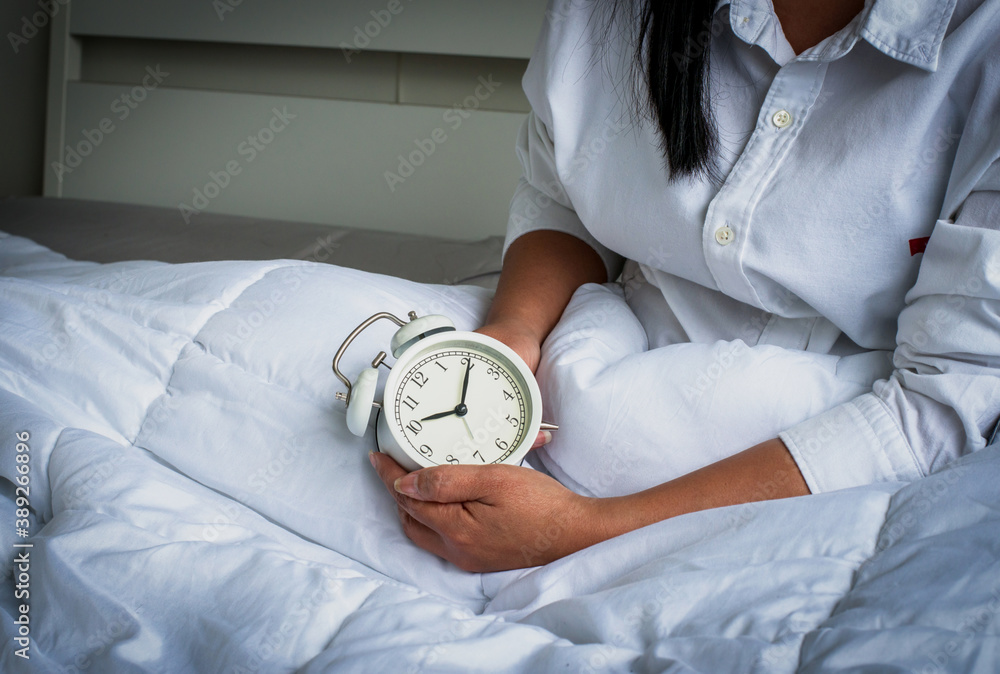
left=460, top=360, right=472, bottom=405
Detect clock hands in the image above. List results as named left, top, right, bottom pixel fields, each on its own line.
left=421, top=359, right=474, bottom=423
left=460, top=359, right=471, bottom=406
left=459, top=361, right=474, bottom=440
left=421, top=408, right=458, bottom=422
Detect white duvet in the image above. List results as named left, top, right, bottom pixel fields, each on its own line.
left=1, top=232, right=998, bottom=673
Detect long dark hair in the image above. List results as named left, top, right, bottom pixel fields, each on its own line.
left=611, top=0, right=720, bottom=181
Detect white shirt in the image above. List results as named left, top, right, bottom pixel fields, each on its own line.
left=506, top=0, right=1000, bottom=493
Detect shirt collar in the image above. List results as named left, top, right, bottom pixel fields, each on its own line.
left=719, top=0, right=793, bottom=65
left=721, top=0, right=957, bottom=72
left=860, top=0, right=957, bottom=71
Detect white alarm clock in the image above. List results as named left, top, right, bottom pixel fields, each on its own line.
left=333, top=311, right=554, bottom=472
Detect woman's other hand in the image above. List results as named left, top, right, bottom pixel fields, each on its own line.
left=476, top=230, right=607, bottom=446
left=479, top=230, right=607, bottom=374
left=476, top=320, right=542, bottom=374
left=475, top=322, right=550, bottom=448
left=370, top=451, right=602, bottom=572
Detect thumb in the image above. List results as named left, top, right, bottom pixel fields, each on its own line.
left=394, top=465, right=502, bottom=503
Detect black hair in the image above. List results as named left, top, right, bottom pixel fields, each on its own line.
left=611, top=0, right=720, bottom=181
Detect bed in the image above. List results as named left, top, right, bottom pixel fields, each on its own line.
left=3, top=1, right=1000, bottom=672
left=2, top=224, right=999, bottom=673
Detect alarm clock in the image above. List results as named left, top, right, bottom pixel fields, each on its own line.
left=333, top=311, right=554, bottom=472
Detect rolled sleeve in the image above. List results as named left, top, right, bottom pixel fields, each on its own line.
left=782, top=189, right=1000, bottom=493
left=780, top=394, right=923, bottom=493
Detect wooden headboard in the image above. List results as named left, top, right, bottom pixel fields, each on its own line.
left=44, top=0, right=548, bottom=240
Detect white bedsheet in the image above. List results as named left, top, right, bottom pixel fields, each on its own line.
left=1, top=232, right=997, bottom=673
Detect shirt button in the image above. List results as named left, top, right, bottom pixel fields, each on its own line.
left=772, top=109, right=792, bottom=128
left=715, top=226, right=735, bottom=246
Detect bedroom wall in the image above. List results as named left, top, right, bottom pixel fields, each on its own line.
left=0, top=0, right=50, bottom=199
left=43, top=1, right=549, bottom=240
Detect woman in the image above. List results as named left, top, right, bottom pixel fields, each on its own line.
left=371, top=0, right=1000, bottom=572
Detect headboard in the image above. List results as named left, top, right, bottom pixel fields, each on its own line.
left=43, top=0, right=548, bottom=240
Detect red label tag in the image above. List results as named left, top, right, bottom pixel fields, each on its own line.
left=909, top=237, right=930, bottom=256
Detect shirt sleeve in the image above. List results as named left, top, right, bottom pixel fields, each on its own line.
left=780, top=184, right=1000, bottom=493
left=505, top=113, right=623, bottom=279
left=502, top=4, right=624, bottom=281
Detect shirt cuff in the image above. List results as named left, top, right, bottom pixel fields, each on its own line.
left=504, top=178, right=624, bottom=281
left=778, top=393, right=925, bottom=493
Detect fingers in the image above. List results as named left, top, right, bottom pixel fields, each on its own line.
left=370, top=452, right=472, bottom=562
left=371, top=453, right=451, bottom=532
left=396, top=503, right=484, bottom=572
left=370, top=451, right=471, bottom=516
left=394, top=464, right=508, bottom=504
left=394, top=502, right=451, bottom=559
left=531, top=430, right=553, bottom=449
left=371, top=452, right=489, bottom=505
left=369, top=451, right=408, bottom=494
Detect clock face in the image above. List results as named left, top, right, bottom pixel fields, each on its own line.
left=390, top=341, right=531, bottom=466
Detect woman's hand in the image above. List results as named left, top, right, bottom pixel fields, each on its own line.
left=370, top=452, right=602, bottom=572
left=369, top=438, right=810, bottom=572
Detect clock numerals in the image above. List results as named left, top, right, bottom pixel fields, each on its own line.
left=396, top=348, right=529, bottom=466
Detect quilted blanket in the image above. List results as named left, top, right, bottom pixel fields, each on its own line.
left=1, top=232, right=997, bottom=673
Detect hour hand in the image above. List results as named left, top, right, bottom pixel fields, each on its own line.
left=421, top=409, right=457, bottom=422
